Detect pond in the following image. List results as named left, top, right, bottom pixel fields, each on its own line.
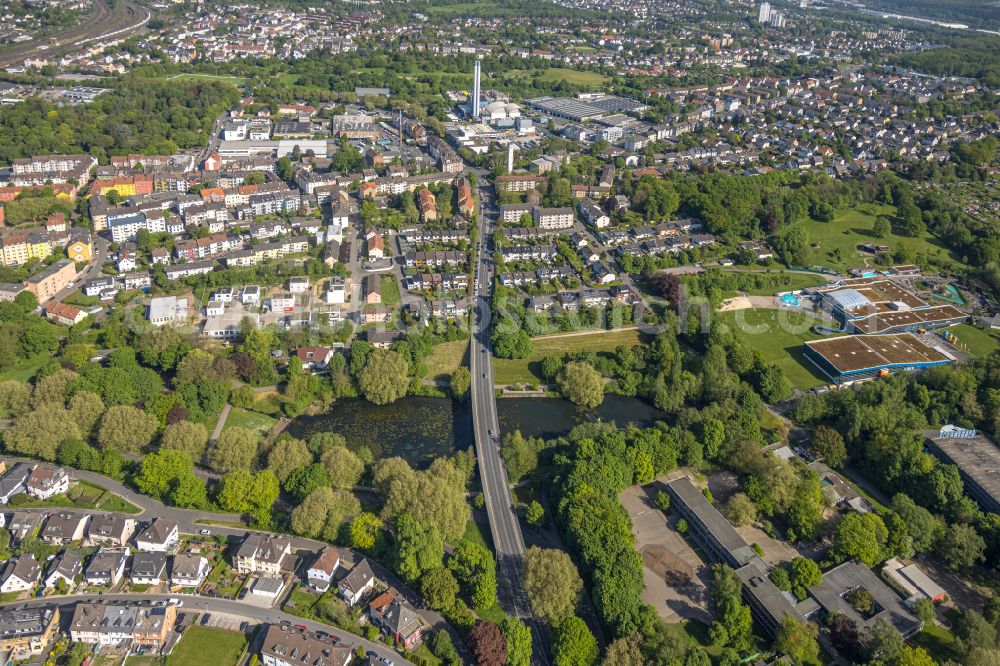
left=285, top=393, right=668, bottom=467
left=285, top=396, right=474, bottom=467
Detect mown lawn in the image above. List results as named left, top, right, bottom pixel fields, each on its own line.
left=948, top=323, right=1000, bottom=358
left=283, top=585, right=322, bottom=619
left=7, top=480, right=140, bottom=514
left=406, top=644, right=443, bottom=666
left=166, top=626, right=247, bottom=666
left=223, top=407, right=278, bottom=435
left=0, top=355, right=50, bottom=382
left=460, top=518, right=494, bottom=552
left=424, top=339, right=469, bottom=380
left=493, top=328, right=645, bottom=385
left=538, top=68, right=609, bottom=86
left=380, top=275, right=401, bottom=307
left=162, top=73, right=245, bottom=86
left=912, top=622, right=960, bottom=663
left=715, top=309, right=832, bottom=390
left=795, top=204, right=957, bottom=271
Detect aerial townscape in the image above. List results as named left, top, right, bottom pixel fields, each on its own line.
left=0, top=0, right=998, bottom=664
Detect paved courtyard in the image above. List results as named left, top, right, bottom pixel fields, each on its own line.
left=621, top=481, right=711, bottom=624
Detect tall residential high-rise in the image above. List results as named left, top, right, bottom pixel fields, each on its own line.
left=758, top=2, right=771, bottom=23
left=507, top=143, right=515, bottom=173
left=472, top=60, right=482, bottom=119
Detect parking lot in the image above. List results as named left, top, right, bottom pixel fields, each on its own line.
left=199, top=610, right=257, bottom=633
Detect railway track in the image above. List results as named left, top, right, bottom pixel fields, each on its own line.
left=0, top=0, right=151, bottom=68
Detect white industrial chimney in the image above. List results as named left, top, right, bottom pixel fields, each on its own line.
left=472, top=60, right=482, bottom=119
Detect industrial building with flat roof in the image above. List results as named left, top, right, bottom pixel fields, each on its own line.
left=803, top=333, right=953, bottom=383
left=926, top=425, right=1000, bottom=514
left=527, top=94, right=649, bottom=121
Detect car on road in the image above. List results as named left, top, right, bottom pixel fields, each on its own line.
left=295, top=624, right=308, bottom=631
left=488, top=429, right=495, bottom=437
left=200, top=529, right=211, bottom=535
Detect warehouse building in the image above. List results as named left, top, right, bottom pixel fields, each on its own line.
left=527, top=94, right=649, bottom=122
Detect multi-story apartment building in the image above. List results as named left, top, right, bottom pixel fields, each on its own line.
left=233, top=534, right=292, bottom=576
left=259, top=624, right=352, bottom=666
left=533, top=206, right=574, bottom=230
left=25, top=259, right=76, bottom=303
left=108, top=211, right=167, bottom=244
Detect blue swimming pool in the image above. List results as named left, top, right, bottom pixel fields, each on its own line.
left=780, top=293, right=800, bottom=306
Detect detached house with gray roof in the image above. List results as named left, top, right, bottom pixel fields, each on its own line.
left=87, top=515, right=136, bottom=548
left=0, top=555, right=40, bottom=593
left=44, top=550, right=83, bottom=589
left=85, top=548, right=130, bottom=586
left=40, top=512, right=89, bottom=545
left=338, top=558, right=376, bottom=606
left=0, top=463, right=31, bottom=504
left=134, top=518, right=179, bottom=553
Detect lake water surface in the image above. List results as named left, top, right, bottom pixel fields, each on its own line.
left=286, top=394, right=668, bottom=467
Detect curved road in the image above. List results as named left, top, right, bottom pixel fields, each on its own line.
left=4, top=457, right=469, bottom=662
left=0, top=593, right=411, bottom=665
left=0, top=0, right=151, bottom=68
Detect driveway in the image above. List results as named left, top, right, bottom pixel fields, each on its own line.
left=620, top=483, right=711, bottom=624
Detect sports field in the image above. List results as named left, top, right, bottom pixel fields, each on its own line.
left=163, top=73, right=245, bottom=86
left=947, top=323, right=1000, bottom=358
